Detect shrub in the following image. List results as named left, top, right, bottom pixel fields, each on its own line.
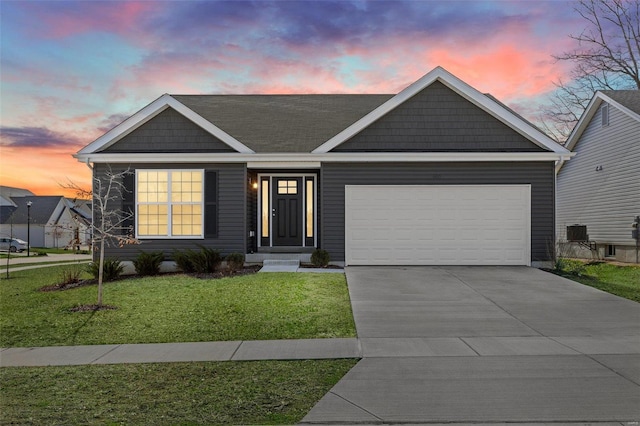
left=174, top=246, right=222, bottom=274
left=173, top=250, right=195, bottom=273
left=86, top=258, right=124, bottom=282
left=133, top=251, right=164, bottom=276
left=226, top=253, right=245, bottom=272
left=310, top=249, right=330, bottom=267
left=191, top=246, right=222, bottom=273
left=58, top=266, right=82, bottom=285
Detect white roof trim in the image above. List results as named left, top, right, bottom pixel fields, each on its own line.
left=77, top=94, right=255, bottom=155
left=74, top=151, right=573, bottom=164
left=564, top=91, right=640, bottom=151
left=312, top=66, right=570, bottom=155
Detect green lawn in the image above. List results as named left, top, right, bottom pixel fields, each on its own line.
left=553, top=259, right=640, bottom=302
left=0, top=266, right=356, bottom=347
left=0, top=359, right=357, bottom=425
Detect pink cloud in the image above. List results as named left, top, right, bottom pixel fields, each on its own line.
left=25, top=1, right=156, bottom=39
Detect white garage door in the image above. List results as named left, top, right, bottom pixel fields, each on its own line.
left=345, top=185, right=531, bottom=266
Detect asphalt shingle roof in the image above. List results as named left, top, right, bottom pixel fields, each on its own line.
left=172, top=94, right=394, bottom=152
left=600, top=90, right=640, bottom=116
left=0, top=196, right=63, bottom=225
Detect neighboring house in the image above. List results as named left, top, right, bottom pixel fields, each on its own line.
left=0, top=187, right=92, bottom=249
left=75, top=66, right=571, bottom=267
left=556, top=90, right=640, bottom=263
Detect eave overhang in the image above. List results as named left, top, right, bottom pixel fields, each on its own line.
left=74, top=151, right=574, bottom=164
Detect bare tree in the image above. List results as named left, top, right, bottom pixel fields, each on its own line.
left=63, top=167, right=137, bottom=307
left=542, top=0, right=640, bottom=141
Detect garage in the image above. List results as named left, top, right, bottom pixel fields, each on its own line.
left=345, top=185, right=531, bottom=266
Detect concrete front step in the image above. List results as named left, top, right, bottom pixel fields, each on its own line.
left=263, top=259, right=300, bottom=266
left=246, top=252, right=311, bottom=264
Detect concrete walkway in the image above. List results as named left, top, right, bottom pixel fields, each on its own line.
left=0, top=252, right=91, bottom=267
left=0, top=338, right=359, bottom=367
left=302, top=266, right=640, bottom=424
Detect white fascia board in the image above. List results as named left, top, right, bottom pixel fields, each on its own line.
left=76, top=94, right=254, bottom=155
left=247, top=161, right=321, bottom=169
left=74, top=151, right=574, bottom=164
left=312, top=66, right=569, bottom=155
left=564, top=94, right=604, bottom=152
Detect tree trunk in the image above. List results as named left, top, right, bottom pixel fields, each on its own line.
left=98, top=237, right=105, bottom=306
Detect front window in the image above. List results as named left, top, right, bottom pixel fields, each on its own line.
left=137, top=170, right=204, bottom=238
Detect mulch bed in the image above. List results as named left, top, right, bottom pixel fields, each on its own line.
left=39, top=279, right=98, bottom=292
left=39, top=266, right=262, bottom=292
left=299, top=264, right=344, bottom=269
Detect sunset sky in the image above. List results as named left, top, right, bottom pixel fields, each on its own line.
left=1, top=0, right=588, bottom=197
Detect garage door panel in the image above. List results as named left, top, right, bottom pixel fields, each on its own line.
left=345, top=185, right=530, bottom=266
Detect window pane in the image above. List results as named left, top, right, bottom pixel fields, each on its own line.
left=306, top=180, right=313, bottom=238
left=171, top=204, right=202, bottom=236
left=261, top=180, right=269, bottom=238
left=277, top=180, right=298, bottom=195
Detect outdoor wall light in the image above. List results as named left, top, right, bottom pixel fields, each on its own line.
left=595, top=165, right=603, bottom=171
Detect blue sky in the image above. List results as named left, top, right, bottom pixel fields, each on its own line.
left=0, top=0, right=585, bottom=194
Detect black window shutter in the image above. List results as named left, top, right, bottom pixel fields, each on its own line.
left=205, top=171, right=218, bottom=238
left=121, top=172, right=135, bottom=236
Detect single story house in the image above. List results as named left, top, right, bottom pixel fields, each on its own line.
left=75, top=66, right=571, bottom=266
left=556, top=90, right=640, bottom=263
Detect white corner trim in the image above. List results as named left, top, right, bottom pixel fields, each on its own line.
left=312, top=66, right=569, bottom=155
left=74, top=151, right=574, bottom=164
left=76, top=94, right=254, bottom=155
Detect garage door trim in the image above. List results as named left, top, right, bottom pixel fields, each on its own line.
left=345, top=184, right=531, bottom=266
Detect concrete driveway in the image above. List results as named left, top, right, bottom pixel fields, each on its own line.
left=302, top=266, right=640, bottom=424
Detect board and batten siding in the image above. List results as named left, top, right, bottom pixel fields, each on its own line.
left=333, top=81, right=546, bottom=153
left=557, top=102, right=640, bottom=245
left=321, top=162, right=555, bottom=263
left=94, top=163, right=246, bottom=260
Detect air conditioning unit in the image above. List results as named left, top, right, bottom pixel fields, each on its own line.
left=567, top=225, right=588, bottom=242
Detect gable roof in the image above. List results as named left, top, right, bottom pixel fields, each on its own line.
left=77, top=94, right=255, bottom=155
left=173, top=94, right=392, bottom=153
left=76, top=66, right=571, bottom=161
left=565, top=90, right=640, bottom=151
left=312, top=67, right=567, bottom=154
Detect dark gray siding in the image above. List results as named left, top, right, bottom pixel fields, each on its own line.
left=321, top=162, right=555, bottom=263
left=95, top=163, right=246, bottom=260
left=333, top=81, right=546, bottom=153
left=103, top=108, right=236, bottom=153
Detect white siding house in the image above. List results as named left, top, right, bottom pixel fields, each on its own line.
left=556, top=91, right=640, bottom=263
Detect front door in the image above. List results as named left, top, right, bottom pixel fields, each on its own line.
left=272, top=177, right=303, bottom=246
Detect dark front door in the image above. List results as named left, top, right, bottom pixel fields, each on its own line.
left=272, top=177, right=303, bottom=246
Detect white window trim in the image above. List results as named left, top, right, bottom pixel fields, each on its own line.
left=136, top=169, right=205, bottom=239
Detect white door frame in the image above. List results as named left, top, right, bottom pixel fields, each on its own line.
left=257, top=173, right=317, bottom=248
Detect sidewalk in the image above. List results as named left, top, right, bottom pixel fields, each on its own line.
left=0, top=338, right=359, bottom=367
left=1, top=253, right=92, bottom=266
